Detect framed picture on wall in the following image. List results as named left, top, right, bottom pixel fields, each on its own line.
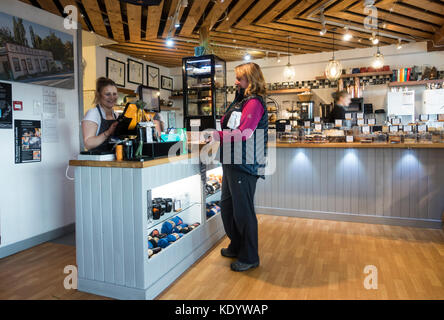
left=128, top=59, right=143, bottom=85
left=147, top=65, right=159, bottom=89
left=161, top=75, right=173, bottom=91
left=106, top=57, right=125, bottom=87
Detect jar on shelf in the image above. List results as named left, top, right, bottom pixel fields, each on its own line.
left=359, top=133, right=374, bottom=143
left=373, top=132, right=387, bottom=143
left=429, top=127, right=443, bottom=143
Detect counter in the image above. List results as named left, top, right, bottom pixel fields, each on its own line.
left=256, top=143, right=444, bottom=228
left=69, top=155, right=224, bottom=300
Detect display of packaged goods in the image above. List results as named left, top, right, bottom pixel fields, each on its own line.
left=417, top=132, right=432, bottom=144
left=373, top=132, right=387, bottom=143
left=429, top=127, right=443, bottom=143
left=402, top=133, right=417, bottom=144
left=388, top=133, right=402, bottom=144
left=277, top=132, right=297, bottom=143
left=359, top=134, right=374, bottom=143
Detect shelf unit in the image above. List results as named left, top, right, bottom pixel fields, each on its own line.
left=268, top=88, right=311, bottom=95
left=315, top=71, right=393, bottom=80
left=206, top=190, right=221, bottom=203
left=388, top=79, right=444, bottom=87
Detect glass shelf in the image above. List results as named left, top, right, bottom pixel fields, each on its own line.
left=147, top=202, right=199, bottom=231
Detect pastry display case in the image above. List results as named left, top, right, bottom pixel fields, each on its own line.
left=182, top=55, right=227, bottom=131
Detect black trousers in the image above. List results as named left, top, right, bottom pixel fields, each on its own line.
left=220, top=165, right=259, bottom=264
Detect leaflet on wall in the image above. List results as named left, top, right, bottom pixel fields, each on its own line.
left=0, top=82, right=12, bottom=128
left=0, top=11, right=74, bottom=89
left=15, top=119, right=41, bottom=164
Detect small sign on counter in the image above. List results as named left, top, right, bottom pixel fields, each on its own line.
left=362, top=126, right=370, bottom=134
left=357, top=113, right=364, bottom=120
left=420, top=114, right=429, bottom=121
left=314, top=116, right=321, bottom=123
left=403, top=125, right=412, bottom=132
left=418, top=124, right=427, bottom=132
left=346, top=136, right=354, bottom=143
left=345, top=113, right=352, bottom=120
left=390, top=125, right=399, bottom=133
left=368, top=118, right=376, bottom=125
left=357, top=119, right=365, bottom=126
left=304, top=121, right=311, bottom=128
left=314, top=124, right=322, bottom=132
left=335, top=119, right=342, bottom=127
left=285, top=125, right=291, bottom=132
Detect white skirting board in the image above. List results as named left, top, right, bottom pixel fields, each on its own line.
left=78, top=214, right=225, bottom=300
left=256, top=206, right=442, bottom=229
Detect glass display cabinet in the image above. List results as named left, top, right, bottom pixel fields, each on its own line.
left=182, top=55, right=227, bottom=131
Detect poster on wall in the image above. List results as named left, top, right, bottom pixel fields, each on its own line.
left=15, top=119, right=41, bottom=164
left=0, top=81, right=12, bottom=128
left=0, top=11, right=74, bottom=89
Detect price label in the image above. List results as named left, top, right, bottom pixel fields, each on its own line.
left=190, top=119, right=201, bottom=127
left=390, top=125, right=399, bottom=133
left=346, top=136, right=354, bottom=143
left=357, top=113, right=364, bottom=120
left=345, top=113, right=352, bottom=120
left=314, top=116, right=321, bottom=123
left=368, top=118, right=376, bottom=125
left=304, top=121, right=311, bottom=128
left=285, top=125, right=292, bottom=132
left=357, top=119, right=365, bottom=126
left=420, top=114, right=429, bottom=121
left=438, top=114, right=444, bottom=121
left=382, top=126, right=389, bottom=133
left=362, top=126, right=370, bottom=134
left=391, top=118, right=401, bottom=125
left=418, top=125, right=427, bottom=133
left=403, top=125, right=412, bottom=132
left=315, top=124, right=322, bottom=131
left=335, top=119, right=342, bottom=127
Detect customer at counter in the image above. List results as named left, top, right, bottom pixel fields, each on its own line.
left=211, top=62, right=268, bottom=272
left=82, top=77, right=119, bottom=152
left=328, top=90, right=351, bottom=123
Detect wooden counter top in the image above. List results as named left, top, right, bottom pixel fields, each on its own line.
left=69, top=154, right=194, bottom=168
left=274, top=142, right=444, bottom=149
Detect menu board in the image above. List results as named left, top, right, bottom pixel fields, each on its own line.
left=0, top=82, right=12, bottom=129
left=15, top=120, right=41, bottom=164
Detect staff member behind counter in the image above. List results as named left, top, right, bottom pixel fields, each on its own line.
left=82, top=77, right=164, bottom=152
left=327, top=90, right=351, bottom=123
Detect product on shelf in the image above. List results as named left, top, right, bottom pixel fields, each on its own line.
left=418, top=132, right=432, bottom=144
left=373, top=132, right=388, bottom=143
left=161, top=216, right=184, bottom=234
left=360, top=134, right=374, bottom=143
left=148, top=247, right=161, bottom=258
left=388, top=133, right=402, bottom=144
left=402, top=133, right=417, bottom=144
left=206, top=179, right=221, bottom=195
left=208, top=173, right=222, bottom=185
left=167, top=233, right=183, bottom=242
left=206, top=201, right=221, bottom=218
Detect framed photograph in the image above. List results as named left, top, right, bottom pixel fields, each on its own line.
left=106, top=57, right=125, bottom=87
left=128, top=59, right=143, bottom=85
left=147, top=65, right=159, bottom=89
left=161, top=75, right=173, bottom=91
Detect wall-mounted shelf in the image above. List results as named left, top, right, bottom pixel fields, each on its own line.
left=315, top=71, right=393, bottom=81
left=388, top=79, right=444, bottom=87
left=268, top=88, right=311, bottom=95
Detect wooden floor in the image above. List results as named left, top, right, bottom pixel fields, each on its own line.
left=1, top=215, right=443, bottom=300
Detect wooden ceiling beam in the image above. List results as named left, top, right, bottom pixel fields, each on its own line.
left=216, top=0, right=255, bottom=31
left=254, top=0, right=295, bottom=25
left=201, top=0, right=233, bottom=31
left=36, top=0, right=61, bottom=16
left=432, top=24, right=444, bottom=45
left=402, top=0, right=444, bottom=15
left=162, top=0, right=180, bottom=38
left=279, top=0, right=322, bottom=21
left=375, top=2, right=444, bottom=26
left=146, top=0, right=164, bottom=39
left=126, top=3, right=142, bottom=41
left=82, top=0, right=109, bottom=37
left=235, top=0, right=274, bottom=28
left=104, top=0, right=125, bottom=42
left=179, top=0, right=210, bottom=36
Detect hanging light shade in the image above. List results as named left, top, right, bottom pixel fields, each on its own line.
left=283, top=35, right=295, bottom=80
left=325, top=30, right=342, bottom=82
left=372, top=48, right=384, bottom=69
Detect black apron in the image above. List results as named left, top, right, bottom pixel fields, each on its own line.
left=89, top=105, right=116, bottom=153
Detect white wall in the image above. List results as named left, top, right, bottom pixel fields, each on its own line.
left=91, top=45, right=183, bottom=127
left=0, top=1, right=79, bottom=247
left=170, top=41, right=444, bottom=116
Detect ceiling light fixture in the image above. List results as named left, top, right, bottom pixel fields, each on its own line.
left=396, top=38, right=403, bottom=50
left=325, top=29, right=342, bottom=82
left=283, top=36, right=295, bottom=80
left=343, top=26, right=352, bottom=41
left=166, top=37, right=174, bottom=47
left=277, top=52, right=281, bottom=63
left=319, top=6, right=327, bottom=35
left=244, top=52, right=251, bottom=61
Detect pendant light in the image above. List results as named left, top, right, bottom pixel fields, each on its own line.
left=283, top=36, right=295, bottom=80
left=372, top=30, right=384, bottom=69
left=325, top=30, right=342, bottom=82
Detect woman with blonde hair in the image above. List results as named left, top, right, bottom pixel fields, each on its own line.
left=212, top=62, right=268, bottom=272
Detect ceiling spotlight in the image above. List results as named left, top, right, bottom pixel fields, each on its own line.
left=166, top=38, right=174, bottom=47
left=320, top=27, right=327, bottom=36
left=343, top=27, right=352, bottom=41
left=382, top=23, right=387, bottom=29
left=397, top=39, right=403, bottom=50
left=358, top=38, right=362, bottom=43
left=277, top=52, right=281, bottom=63
left=182, top=0, right=188, bottom=7
left=372, top=37, right=379, bottom=45
left=244, top=53, right=251, bottom=61
left=174, top=17, right=180, bottom=28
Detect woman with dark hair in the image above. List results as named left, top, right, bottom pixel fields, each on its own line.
left=82, top=77, right=119, bottom=151
left=328, top=90, right=351, bottom=123
left=212, top=62, right=268, bottom=272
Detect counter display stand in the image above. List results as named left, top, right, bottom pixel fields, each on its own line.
left=69, top=156, right=224, bottom=300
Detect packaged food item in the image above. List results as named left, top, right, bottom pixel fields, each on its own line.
left=417, top=132, right=432, bottom=144
left=359, top=134, right=373, bottom=143
left=402, top=133, right=417, bottom=144
left=388, top=133, right=402, bottom=144
left=373, top=132, right=387, bottom=143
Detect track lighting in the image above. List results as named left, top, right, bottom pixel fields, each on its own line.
left=397, top=39, right=402, bottom=50
left=320, top=27, right=327, bottom=36
left=277, top=52, right=281, bottom=63
left=166, top=38, right=174, bottom=47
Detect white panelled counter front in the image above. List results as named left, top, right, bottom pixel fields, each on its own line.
left=256, top=143, right=444, bottom=229
left=69, top=155, right=225, bottom=300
